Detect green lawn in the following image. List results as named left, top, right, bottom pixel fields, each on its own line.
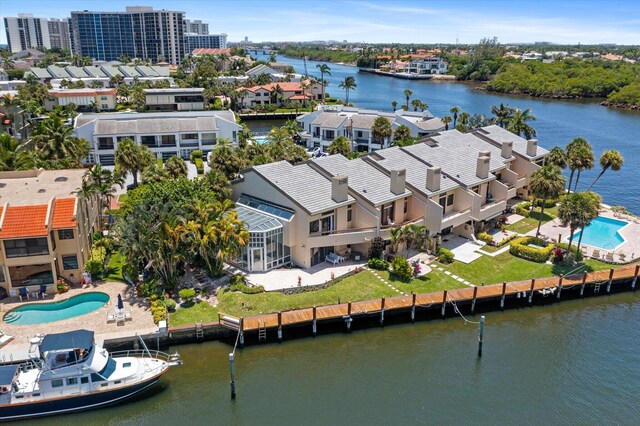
left=376, top=269, right=468, bottom=294
left=170, top=300, right=219, bottom=327
left=506, top=206, right=559, bottom=234
left=440, top=251, right=613, bottom=285
left=105, top=251, right=125, bottom=282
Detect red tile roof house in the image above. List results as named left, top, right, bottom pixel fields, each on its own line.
left=0, top=169, right=101, bottom=297
left=236, top=81, right=323, bottom=108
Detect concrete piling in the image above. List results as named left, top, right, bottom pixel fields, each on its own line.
left=557, top=274, right=564, bottom=300
left=229, top=352, right=236, bottom=400
left=632, top=265, right=640, bottom=290
left=441, top=290, right=447, bottom=317
left=528, top=279, right=535, bottom=305
left=478, top=315, right=485, bottom=358
left=500, top=282, right=506, bottom=310
left=580, top=272, right=587, bottom=297
left=380, top=297, right=385, bottom=326
left=471, top=286, right=478, bottom=314
left=607, top=268, right=614, bottom=294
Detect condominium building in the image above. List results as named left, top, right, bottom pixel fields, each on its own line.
left=70, top=7, right=186, bottom=64
left=0, top=169, right=101, bottom=295
left=4, top=14, right=51, bottom=52
left=186, top=34, right=228, bottom=51
left=25, top=64, right=173, bottom=87
left=44, top=88, right=117, bottom=112
left=144, top=88, right=205, bottom=111
left=47, top=18, right=72, bottom=51
left=230, top=125, right=548, bottom=272
left=73, top=110, right=243, bottom=165
left=297, top=106, right=445, bottom=152
left=184, top=19, right=209, bottom=35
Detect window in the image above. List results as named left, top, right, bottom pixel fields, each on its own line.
left=447, top=194, right=454, bottom=206
left=81, top=377, right=89, bottom=384
left=404, top=198, right=408, bottom=214
left=160, top=135, right=176, bottom=146
left=114, top=380, right=122, bottom=384
left=100, top=96, right=107, bottom=100
left=233, top=131, right=237, bottom=142
left=98, top=137, right=114, bottom=150
left=347, top=206, right=352, bottom=222
left=62, top=255, right=79, bottom=270
left=4, top=238, right=49, bottom=258
left=309, top=220, right=320, bottom=234
left=0, top=267, right=5, bottom=283
left=181, top=133, right=198, bottom=140
left=123, top=362, right=132, bottom=368
left=438, top=196, right=446, bottom=209
left=58, top=229, right=74, bottom=240
left=101, top=104, right=108, bottom=109
left=52, top=379, right=64, bottom=388
left=67, top=377, right=78, bottom=385
left=381, top=203, right=395, bottom=226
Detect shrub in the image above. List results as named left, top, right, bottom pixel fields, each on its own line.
left=136, top=279, right=162, bottom=298
left=437, top=248, right=454, bottom=264
left=509, top=236, right=554, bottom=262
left=367, top=257, right=389, bottom=270
left=179, top=288, right=196, bottom=304
left=477, top=232, right=495, bottom=246
left=190, top=149, right=204, bottom=162
left=515, top=202, right=531, bottom=217
left=496, top=214, right=509, bottom=229
left=495, top=234, right=518, bottom=247
left=195, top=158, right=204, bottom=174
left=85, top=259, right=103, bottom=279
left=229, top=280, right=265, bottom=294
left=150, top=298, right=167, bottom=324
left=367, top=237, right=385, bottom=259
left=165, top=298, right=177, bottom=312
left=229, top=274, right=245, bottom=286
left=555, top=242, right=584, bottom=262
left=533, top=199, right=557, bottom=208
left=391, top=256, right=413, bottom=281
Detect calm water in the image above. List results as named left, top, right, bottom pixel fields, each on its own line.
left=254, top=53, right=640, bottom=214
left=32, top=292, right=640, bottom=425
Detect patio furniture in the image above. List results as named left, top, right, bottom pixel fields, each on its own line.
left=0, top=330, right=14, bottom=349
left=592, top=249, right=600, bottom=259
left=325, top=253, right=340, bottom=265
left=39, top=285, right=48, bottom=299
left=106, top=312, right=115, bottom=323
left=18, top=287, right=29, bottom=301
left=605, top=252, right=614, bottom=262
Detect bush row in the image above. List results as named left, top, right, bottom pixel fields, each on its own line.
left=509, top=236, right=554, bottom=262
left=437, top=247, right=454, bottom=264
left=149, top=295, right=167, bottom=324
left=367, top=257, right=389, bottom=270
left=195, top=158, right=204, bottom=174
left=229, top=274, right=264, bottom=294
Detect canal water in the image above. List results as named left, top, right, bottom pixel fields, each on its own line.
left=31, top=292, right=640, bottom=425
left=251, top=53, right=640, bottom=214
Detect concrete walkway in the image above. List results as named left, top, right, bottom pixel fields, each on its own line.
left=363, top=267, right=406, bottom=296
left=430, top=263, right=476, bottom=287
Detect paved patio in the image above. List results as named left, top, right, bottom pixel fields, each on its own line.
left=0, top=281, right=157, bottom=361
left=441, top=235, right=484, bottom=264
left=529, top=209, right=640, bottom=263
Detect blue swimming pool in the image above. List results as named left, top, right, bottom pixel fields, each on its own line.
left=569, top=216, right=628, bottom=250
left=253, top=136, right=269, bottom=144
left=3, top=292, right=110, bottom=325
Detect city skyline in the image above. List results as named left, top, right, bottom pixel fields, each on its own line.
left=1, top=0, right=640, bottom=46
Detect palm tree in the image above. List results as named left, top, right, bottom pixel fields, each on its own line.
left=202, top=168, right=232, bottom=201
left=391, top=101, right=398, bottom=112
left=559, top=192, right=601, bottom=254
left=0, top=133, right=34, bottom=171
left=389, top=227, right=405, bottom=253
left=165, top=155, right=188, bottom=178
left=490, top=103, right=513, bottom=128
left=114, top=139, right=154, bottom=187
left=338, top=76, right=357, bottom=105
left=450, top=106, right=461, bottom=127
left=372, top=116, right=393, bottom=148
left=271, top=84, right=285, bottom=106
left=566, top=139, right=594, bottom=192
left=419, top=102, right=428, bottom=112
left=411, top=99, right=422, bottom=111
left=403, top=89, right=413, bottom=110
left=565, top=137, right=587, bottom=193
left=507, top=108, right=537, bottom=139
left=316, top=64, right=331, bottom=101
left=459, top=112, right=470, bottom=127
left=586, top=149, right=624, bottom=191
left=546, top=146, right=567, bottom=169
left=442, top=115, right=452, bottom=130
left=529, top=165, right=566, bottom=237
left=31, top=115, right=90, bottom=164
left=327, top=136, right=351, bottom=156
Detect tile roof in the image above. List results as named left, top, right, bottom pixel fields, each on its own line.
left=192, top=48, right=231, bottom=55
left=51, top=198, right=77, bottom=229
left=251, top=161, right=354, bottom=215
left=0, top=205, right=49, bottom=239
left=472, top=125, right=549, bottom=160
left=311, top=112, right=348, bottom=129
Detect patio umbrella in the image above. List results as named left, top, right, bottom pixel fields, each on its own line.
left=117, top=294, right=124, bottom=310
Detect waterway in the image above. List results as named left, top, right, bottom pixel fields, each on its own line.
left=251, top=53, right=640, bottom=214
left=32, top=292, right=640, bottom=425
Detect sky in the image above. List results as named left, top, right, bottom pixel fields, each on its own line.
left=2, top=0, right=640, bottom=45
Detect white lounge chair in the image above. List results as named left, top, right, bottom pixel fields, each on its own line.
left=325, top=253, right=340, bottom=265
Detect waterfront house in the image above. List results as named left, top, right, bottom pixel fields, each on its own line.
left=44, top=88, right=117, bottom=112
left=73, top=110, right=242, bottom=164
left=244, top=64, right=304, bottom=83
left=237, top=82, right=323, bottom=108
left=144, top=88, right=205, bottom=111
left=0, top=169, right=100, bottom=296
left=404, top=57, right=448, bottom=75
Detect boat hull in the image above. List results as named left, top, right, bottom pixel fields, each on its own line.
left=0, top=373, right=163, bottom=421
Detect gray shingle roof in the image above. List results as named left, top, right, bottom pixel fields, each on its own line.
left=66, top=66, right=90, bottom=78
left=311, top=155, right=411, bottom=206
left=119, top=66, right=142, bottom=78
left=94, top=116, right=219, bottom=135
left=101, top=66, right=123, bottom=77
left=369, top=147, right=459, bottom=196
left=472, top=125, right=549, bottom=160
left=29, top=68, right=53, bottom=79
left=136, top=66, right=160, bottom=77
left=47, top=65, right=70, bottom=79
left=251, top=161, right=354, bottom=215
left=150, top=66, right=170, bottom=77
left=415, top=117, right=445, bottom=131
left=311, top=112, right=348, bottom=129
left=83, top=66, right=108, bottom=78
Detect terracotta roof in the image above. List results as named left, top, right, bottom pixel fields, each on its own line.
left=49, top=88, right=116, bottom=98
left=51, top=198, right=77, bottom=229
left=192, top=48, right=231, bottom=55
left=0, top=205, right=49, bottom=239
left=289, top=94, right=311, bottom=100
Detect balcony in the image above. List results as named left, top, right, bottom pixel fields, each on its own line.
left=442, top=208, right=471, bottom=229
left=201, top=138, right=217, bottom=146
left=307, top=226, right=378, bottom=247
left=515, top=177, right=528, bottom=189
left=180, top=140, right=199, bottom=147
left=478, top=199, right=507, bottom=221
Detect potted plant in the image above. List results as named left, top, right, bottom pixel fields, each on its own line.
left=56, top=278, right=68, bottom=294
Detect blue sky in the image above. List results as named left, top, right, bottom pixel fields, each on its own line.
left=2, top=0, right=640, bottom=45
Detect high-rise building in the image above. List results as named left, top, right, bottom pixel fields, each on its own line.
left=70, top=6, right=186, bottom=64
left=184, top=19, right=208, bottom=35
left=47, top=18, right=72, bottom=51
left=186, top=33, right=228, bottom=52
left=4, top=14, right=51, bottom=52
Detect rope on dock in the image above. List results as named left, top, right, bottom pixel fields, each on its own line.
left=449, top=300, right=480, bottom=325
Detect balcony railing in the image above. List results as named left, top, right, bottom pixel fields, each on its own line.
left=98, top=143, right=114, bottom=150
left=201, top=139, right=217, bottom=145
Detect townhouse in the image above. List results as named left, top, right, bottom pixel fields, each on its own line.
left=44, top=88, right=117, bottom=112
left=296, top=106, right=444, bottom=152
left=0, top=169, right=100, bottom=296
left=238, top=81, right=324, bottom=108
left=25, top=64, right=173, bottom=88
left=144, top=88, right=205, bottom=111
left=230, top=126, right=547, bottom=272
left=73, top=110, right=243, bottom=165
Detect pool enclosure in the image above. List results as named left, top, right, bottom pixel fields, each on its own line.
left=234, top=199, right=292, bottom=272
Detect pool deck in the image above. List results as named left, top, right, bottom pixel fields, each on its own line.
left=530, top=209, right=640, bottom=263
left=0, top=281, right=157, bottom=361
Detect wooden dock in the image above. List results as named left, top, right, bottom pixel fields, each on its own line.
left=217, top=265, right=640, bottom=340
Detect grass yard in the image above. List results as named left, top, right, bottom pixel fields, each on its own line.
left=170, top=300, right=219, bottom=327
left=440, top=251, right=613, bottom=285
left=376, top=269, right=468, bottom=294
left=105, top=251, right=125, bottom=282
left=506, top=206, right=559, bottom=234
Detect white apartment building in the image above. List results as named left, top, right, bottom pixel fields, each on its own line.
left=144, top=88, right=205, bottom=111
left=404, top=57, right=448, bottom=75
left=73, top=110, right=243, bottom=165
left=44, top=88, right=117, bottom=112
left=4, top=14, right=51, bottom=53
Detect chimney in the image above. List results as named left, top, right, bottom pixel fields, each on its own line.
left=527, top=139, right=538, bottom=157
left=501, top=141, right=513, bottom=159
left=479, top=150, right=491, bottom=159
left=476, top=153, right=490, bottom=179
left=426, top=167, right=441, bottom=192
left=331, top=175, right=349, bottom=203
left=390, top=169, right=406, bottom=195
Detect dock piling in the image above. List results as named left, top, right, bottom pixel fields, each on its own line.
left=557, top=275, right=564, bottom=300
left=277, top=312, right=283, bottom=342
left=441, top=290, right=447, bottom=318
left=500, top=282, right=507, bottom=310
left=411, top=293, right=416, bottom=322
left=471, top=286, right=478, bottom=314
left=229, top=352, right=236, bottom=400
left=312, top=306, right=317, bottom=336
left=239, top=319, right=245, bottom=348
left=607, top=268, right=614, bottom=294
left=478, top=316, right=485, bottom=358
left=380, top=297, right=385, bottom=326
left=528, top=279, right=535, bottom=305
left=580, top=272, right=587, bottom=297
left=632, top=265, right=640, bottom=290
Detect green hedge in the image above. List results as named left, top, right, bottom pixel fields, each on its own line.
left=509, top=236, right=554, bottom=262
left=514, top=203, right=531, bottom=217
left=195, top=158, right=204, bottom=174
left=477, top=232, right=495, bottom=246
left=367, top=257, right=389, bottom=270
left=437, top=247, right=454, bottom=264
left=391, top=256, right=412, bottom=281
left=190, top=149, right=203, bottom=162
left=532, top=199, right=557, bottom=208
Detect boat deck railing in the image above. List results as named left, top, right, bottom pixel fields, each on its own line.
left=110, top=349, right=180, bottom=364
